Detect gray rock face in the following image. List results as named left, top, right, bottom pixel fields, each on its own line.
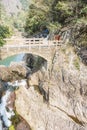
left=0, top=80, right=7, bottom=99
left=23, top=54, right=47, bottom=73
left=0, top=45, right=87, bottom=130
left=0, top=63, right=27, bottom=82
left=1, top=0, right=30, bottom=15
left=1, top=0, right=22, bottom=15
left=16, top=119, right=31, bottom=130
left=15, top=46, right=87, bottom=130
left=79, top=48, right=87, bottom=65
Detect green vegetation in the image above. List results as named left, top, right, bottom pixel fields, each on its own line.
left=25, top=2, right=49, bottom=36
left=1, top=0, right=87, bottom=48
left=54, top=1, right=73, bottom=23
left=25, top=0, right=87, bottom=40
left=0, top=0, right=28, bottom=33
left=12, top=11, right=27, bottom=32
left=0, top=3, right=13, bottom=46
left=0, top=25, right=11, bottom=38
left=24, top=0, right=62, bottom=36
left=73, top=58, right=80, bottom=70
left=61, top=48, right=66, bottom=53
left=25, top=8, right=47, bottom=35
left=11, top=110, right=21, bottom=127
left=9, top=125, right=15, bottom=130
left=0, top=25, right=12, bottom=46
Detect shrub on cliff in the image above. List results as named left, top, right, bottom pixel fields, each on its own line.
left=0, top=25, right=12, bottom=46
left=9, top=125, right=15, bottom=130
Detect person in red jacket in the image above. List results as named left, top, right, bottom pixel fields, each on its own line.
left=54, top=35, right=61, bottom=41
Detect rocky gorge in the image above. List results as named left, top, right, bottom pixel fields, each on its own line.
left=0, top=44, right=87, bottom=130
left=1, top=0, right=87, bottom=129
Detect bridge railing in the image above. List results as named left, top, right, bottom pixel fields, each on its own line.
left=4, top=38, right=44, bottom=44
left=2, top=38, right=63, bottom=49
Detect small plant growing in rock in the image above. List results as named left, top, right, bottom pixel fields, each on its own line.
left=11, top=110, right=21, bottom=128
left=9, top=125, right=15, bottom=130
left=73, top=58, right=80, bottom=70
left=61, top=48, right=66, bottom=53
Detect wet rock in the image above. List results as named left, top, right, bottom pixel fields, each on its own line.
left=0, top=80, right=7, bottom=100
left=0, top=80, right=6, bottom=90
left=7, top=92, right=16, bottom=110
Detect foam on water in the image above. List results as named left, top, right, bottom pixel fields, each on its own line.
left=8, top=79, right=27, bottom=88
left=0, top=90, right=14, bottom=127
left=0, top=79, right=27, bottom=128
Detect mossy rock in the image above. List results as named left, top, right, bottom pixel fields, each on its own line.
left=11, top=110, right=21, bottom=127
left=9, top=125, right=15, bottom=130
left=73, top=58, right=80, bottom=70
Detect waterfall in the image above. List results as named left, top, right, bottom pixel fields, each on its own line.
left=8, top=79, right=27, bottom=89
left=0, top=79, right=27, bottom=129
left=0, top=90, right=14, bottom=127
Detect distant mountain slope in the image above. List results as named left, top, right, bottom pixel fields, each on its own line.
left=1, top=0, right=22, bottom=15
left=1, top=0, right=31, bottom=32
left=1, top=0, right=30, bottom=16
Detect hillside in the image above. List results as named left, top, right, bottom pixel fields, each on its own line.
left=0, top=1, right=87, bottom=130
left=1, top=0, right=31, bottom=33
left=1, top=0, right=30, bottom=15
left=1, top=0, right=22, bottom=15
left=25, top=0, right=87, bottom=37
left=25, top=0, right=87, bottom=64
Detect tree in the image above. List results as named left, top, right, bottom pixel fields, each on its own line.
left=0, top=25, right=11, bottom=46
left=24, top=3, right=50, bottom=36
left=25, top=0, right=87, bottom=37
left=9, top=125, right=15, bottom=130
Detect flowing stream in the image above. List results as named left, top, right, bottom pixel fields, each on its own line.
left=0, top=89, right=15, bottom=127
left=0, top=53, right=26, bottom=129
left=0, top=53, right=25, bottom=66
left=0, top=80, right=27, bottom=129
left=0, top=53, right=45, bottom=129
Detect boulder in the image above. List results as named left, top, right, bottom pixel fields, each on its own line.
left=16, top=119, right=31, bottom=130
left=27, top=70, right=45, bottom=87
left=0, top=64, right=27, bottom=82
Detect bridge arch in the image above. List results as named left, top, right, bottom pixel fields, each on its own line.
left=0, top=37, right=60, bottom=70
left=0, top=51, right=49, bottom=62
left=2, top=53, right=48, bottom=72
left=0, top=50, right=50, bottom=69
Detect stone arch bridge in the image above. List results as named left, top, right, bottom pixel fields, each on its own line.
left=0, top=38, right=63, bottom=70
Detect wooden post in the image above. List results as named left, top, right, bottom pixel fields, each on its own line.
left=29, top=39, right=31, bottom=51
left=39, top=39, right=41, bottom=50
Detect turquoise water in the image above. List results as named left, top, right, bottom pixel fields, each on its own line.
left=0, top=54, right=25, bottom=66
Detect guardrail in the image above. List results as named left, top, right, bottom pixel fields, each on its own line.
left=2, top=38, right=63, bottom=48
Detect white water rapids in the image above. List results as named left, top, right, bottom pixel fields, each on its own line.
left=0, top=79, right=27, bottom=129
left=0, top=90, right=14, bottom=128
